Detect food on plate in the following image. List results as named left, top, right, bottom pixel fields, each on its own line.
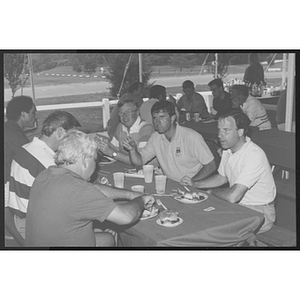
left=142, top=207, right=158, bottom=218
left=159, top=210, right=179, bottom=224
left=171, top=189, right=207, bottom=202
left=126, top=169, right=144, bottom=175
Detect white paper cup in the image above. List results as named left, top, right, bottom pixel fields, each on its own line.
left=113, top=172, right=124, bottom=188
left=143, top=165, right=154, bottom=183
left=155, top=175, right=167, bottom=194
left=194, top=113, right=200, bottom=122
left=131, top=185, right=145, bottom=193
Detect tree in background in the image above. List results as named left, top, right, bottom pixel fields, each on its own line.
left=82, top=54, right=99, bottom=77
left=169, top=53, right=199, bottom=72
left=4, top=53, right=29, bottom=98
left=106, top=53, right=152, bottom=98
left=209, top=53, right=235, bottom=79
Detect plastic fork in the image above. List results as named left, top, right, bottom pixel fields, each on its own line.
left=156, top=199, right=168, bottom=211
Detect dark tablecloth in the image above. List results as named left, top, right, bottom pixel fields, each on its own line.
left=98, top=161, right=264, bottom=247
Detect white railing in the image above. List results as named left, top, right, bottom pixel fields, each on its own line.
left=4, top=92, right=214, bottom=129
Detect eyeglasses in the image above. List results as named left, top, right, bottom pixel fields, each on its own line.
left=118, top=109, right=138, bottom=117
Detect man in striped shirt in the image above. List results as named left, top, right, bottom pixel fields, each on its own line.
left=97, top=98, right=155, bottom=165
left=6, top=110, right=80, bottom=246
left=231, top=85, right=271, bottom=131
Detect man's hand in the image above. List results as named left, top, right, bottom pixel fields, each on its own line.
left=122, top=136, right=137, bottom=152
left=97, top=139, right=114, bottom=157
left=180, top=175, right=194, bottom=187
left=141, top=194, right=156, bottom=211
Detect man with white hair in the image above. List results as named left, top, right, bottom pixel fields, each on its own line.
left=25, top=130, right=155, bottom=247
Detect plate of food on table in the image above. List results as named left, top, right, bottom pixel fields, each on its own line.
left=156, top=210, right=183, bottom=227
left=171, top=188, right=208, bottom=204
left=140, top=207, right=160, bottom=220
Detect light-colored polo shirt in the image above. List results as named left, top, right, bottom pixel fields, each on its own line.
left=111, top=116, right=154, bottom=153
left=140, top=124, right=214, bottom=182
left=218, top=137, right=276, bottom=206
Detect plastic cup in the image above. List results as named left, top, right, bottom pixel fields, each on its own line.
left=155, top=175, right=167, bottom=194
left=113, top=172, right=124, bottom=188
left=131, top=185, right=145, bottom=193
left=143, top=165, right=154, bottom=183
left=194, top=113, right=200, bottom=122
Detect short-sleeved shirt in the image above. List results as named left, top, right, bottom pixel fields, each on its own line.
left=139, top=124, right=214, bottom=182
left=107, top=93, right=143, bottom=138
left=8, top=137, right=56, bottom=213
left=111, top=116, right=155, bottom=153
left=218, top=137, right=276, bottom=206
left=25, top=166, right=117, bottom=247
left=4, top=120, right=29, bottom=183
left=139, top=98, right=158, bottom=124
left=177, top=92, right=210, bottom=118
left=241, top=96, right=271, bottom=130
left=213, top=91, right=233, bottom=118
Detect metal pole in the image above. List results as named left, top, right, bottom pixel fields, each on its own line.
left=28, top=53, right=36, bottom=103
left=138, top=53, right=143, bottom=83
left=199, top=53, right=210, bottom=76
left=285, top=53, right=295, bottom=132
left=215, top=53, right=218, bottom=78
left=282, top=53, right=287, bottom=87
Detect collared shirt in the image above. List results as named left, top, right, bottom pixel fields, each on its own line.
left=8, top=137, right=56, bottom=213
left=107, top=93, right=143, bottom=138
left=241, top=95, right=271, bottom=130
left=177, top=92, right=210, bottom=118
left=111, top=116, right=155, bottom=153
left=4, top=120, right=29, bottom=183
left=139, top=124, right=214, bottom=182
left=25, top=166, right=117, bottom=247
left=218, top=137, right=276, bottom=206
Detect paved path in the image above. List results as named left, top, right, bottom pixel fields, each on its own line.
left=4, top=72, right=283, bottom=102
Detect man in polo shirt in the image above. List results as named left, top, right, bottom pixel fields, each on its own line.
left=181, top=110, right=276, bottom=233
left=25, top=130, right=155, bottom=247
left=6, top=110, right=81, bottom=246
left=107, top=81, right=144, bottom=138
left=231, top=84, right=271, bottom=130
left=123, top=101, right=217, bottom=182
left=97, top=98, right=155, bottom=165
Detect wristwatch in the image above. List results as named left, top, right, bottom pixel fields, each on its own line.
left=112, top=152, right=117, bottom=158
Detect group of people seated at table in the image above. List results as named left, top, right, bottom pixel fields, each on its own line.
left=4, top=75, right=279, bottom=247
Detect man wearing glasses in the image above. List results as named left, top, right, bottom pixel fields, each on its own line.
left=97, top=98, right=155, bottom=165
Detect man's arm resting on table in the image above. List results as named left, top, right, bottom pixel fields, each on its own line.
left=192, top=159, right=217, bottom=181
left=5, top=207, right=25, bottom=246
left=93, top=184, right=142, bottom=200
left=106, top=196, right=144, bottom=225
left=209, top=183, right=248, bottom=203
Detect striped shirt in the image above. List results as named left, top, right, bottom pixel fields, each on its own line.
left=8, top=137, right=55, bottom=213
left=241, top=96, right=271, bottom=130
left=111, top=116, right=155, bottom=153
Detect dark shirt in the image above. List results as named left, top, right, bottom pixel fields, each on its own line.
left=243, top=63, right=265, bottom=85
left=213, top=91, right=233, bottom=118
left=4, top=120, right=29, bottom=183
